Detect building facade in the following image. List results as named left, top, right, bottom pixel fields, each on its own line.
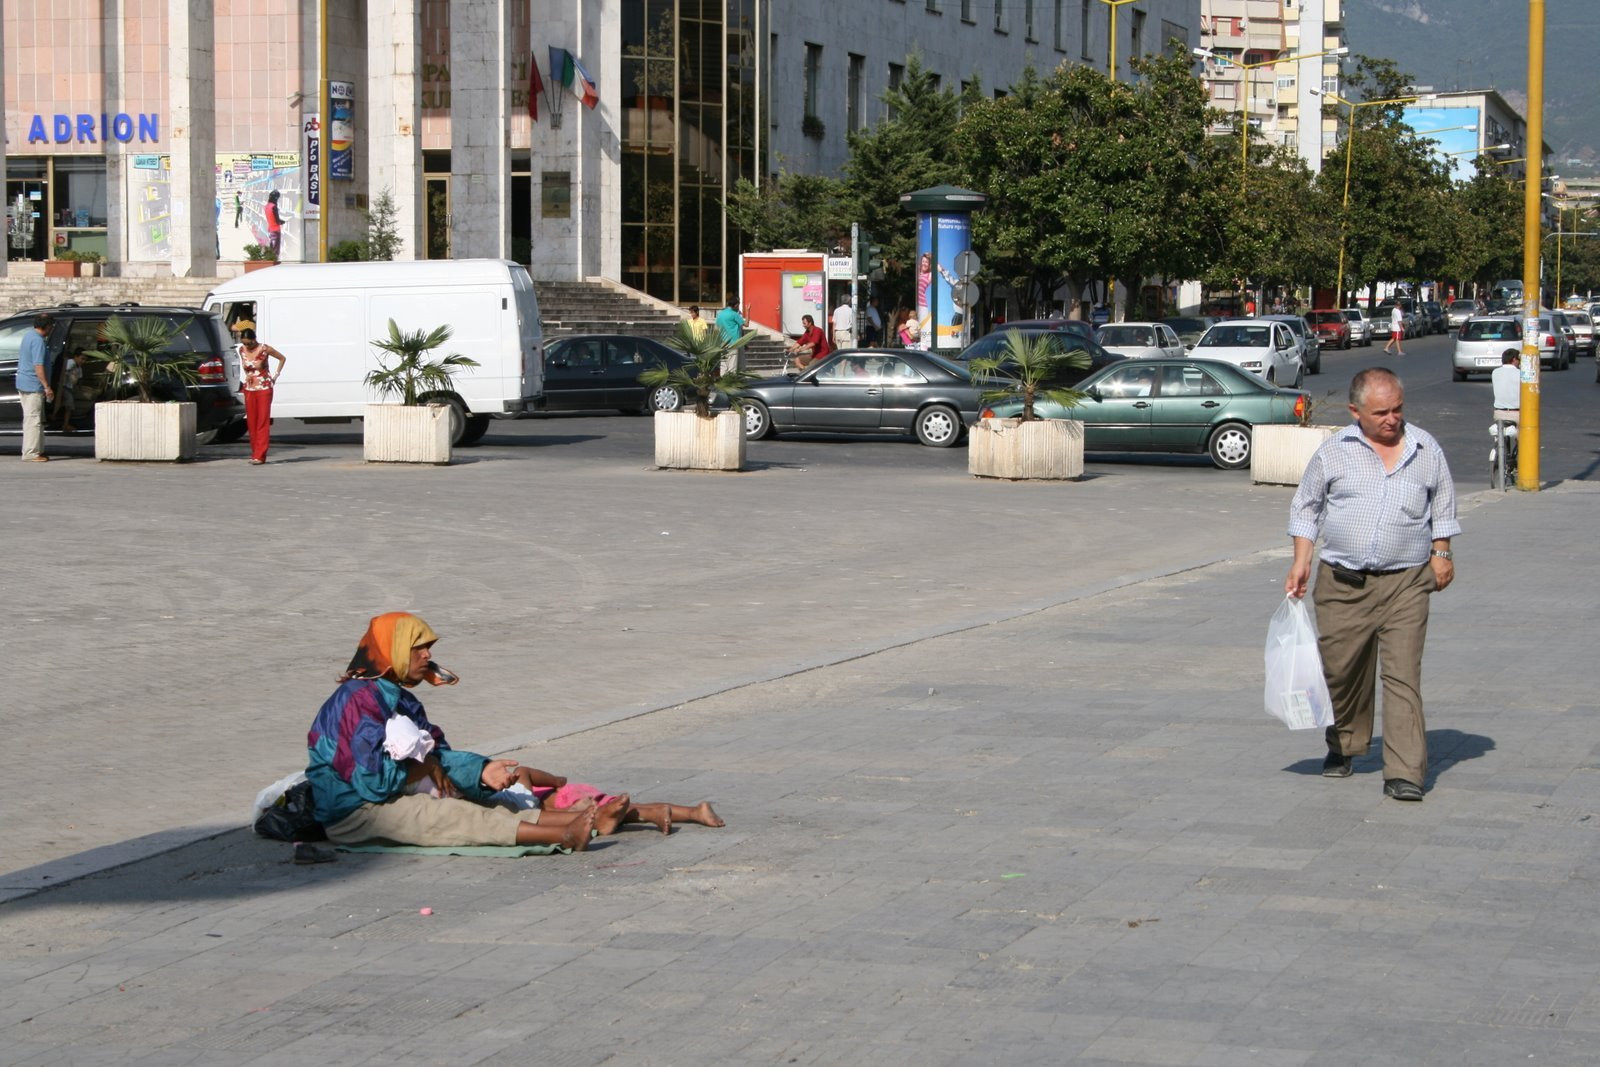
left=5, top=0, right=1199, bottom=302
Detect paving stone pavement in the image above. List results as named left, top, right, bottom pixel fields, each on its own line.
left=2, top=433, right=1597, bottom=1064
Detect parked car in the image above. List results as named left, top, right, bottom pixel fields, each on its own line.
left=1094, top=322, right=1185, bottom=360
left=0, top=304, right=243, bottom=443
left=1162, top=315, right=1219, bottom=350
left=1421, top=301, right=1447, bottom=334
left=992, top=318, right=1099, bottom=342
left=1533, top=315, right=1571, bottom=370
left=1548, top=310, right=1579, bottom=360
left=951, top=326, right=1124, bottom=387
left=1446, top=299, right=1481, bottom=329
left=736, top=348, right=987, bottom=447
left=1192, top=319, right=1303, bottom=386
left=541, top=334, right=693, bottom=414
left=1375, top=298, right=1424, bottom=339
left=1260, top=314, right=1321, bottom=375
left=1305, top=309, right=1351, bottom=351
left=1563, top=309, right=1596, bottom=357
left=1342, top=308, right=1374, bottom=347
left=979, top=357, right=1308, bottom=471
left=1451, top=317, right=1523, bottom=381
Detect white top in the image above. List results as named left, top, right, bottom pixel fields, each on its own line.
left=1491, top=363, right=1521, bottom=409
left=1391, top=306, right=1404, bottom=330
left=832, top=303, right=855, bottom=332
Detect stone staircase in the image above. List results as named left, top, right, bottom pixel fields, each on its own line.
left=0, top=272, right=792, bottom=375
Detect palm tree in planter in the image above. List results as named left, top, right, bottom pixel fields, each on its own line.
left=967, top=330, right=1091, bottom=480
left=1251, top=387, right=1333, bottom=486
left=638, top=321, right=757, bottom=470
left=92, top=315, right=202, bottom=462
left=363, top=319, right=479, bottom=465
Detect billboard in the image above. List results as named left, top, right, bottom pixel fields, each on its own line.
left=913, top=212, right=973, bottom=351
left=1404, top=106, right=1483, bottom=182
left=126, top=153, right=303, bottom=262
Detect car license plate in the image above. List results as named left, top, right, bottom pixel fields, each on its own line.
left=1476, top=357, right=1498, bottom=367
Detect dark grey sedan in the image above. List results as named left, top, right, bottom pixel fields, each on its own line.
left=737, top=349, right=985, bottom=447
left=543, top=334, right=692, bottom=414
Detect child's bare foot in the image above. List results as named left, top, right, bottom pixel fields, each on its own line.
left=564, top=797, right=596, bottom=813
left=594, top=794, right=630, bottom=835
left=561, top=807, right=597, bottom=852
left=655, top=810, right=672, bottom=834
left=691, top=801, right=724, bottom=828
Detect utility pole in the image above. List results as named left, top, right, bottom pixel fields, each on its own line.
left=1518, top=0, right=1544, bottom=491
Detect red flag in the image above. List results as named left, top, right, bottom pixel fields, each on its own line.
left=529, top=52, right=543, bottom=122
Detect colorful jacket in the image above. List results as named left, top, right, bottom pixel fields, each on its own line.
left=305, top=678, right=492, bottom=825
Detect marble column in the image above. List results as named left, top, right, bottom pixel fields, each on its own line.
left=367, top=0, right=424, bottom=258
left=167, top=0, right=216, bottom=276
left=1, top=10, right=8, bottom=279
left=102, top=0, right=128, bottom=274
left=449, top=0, right=513, bottom=258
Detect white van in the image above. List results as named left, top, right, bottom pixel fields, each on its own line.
left=204, top=259, right=543, bottom=445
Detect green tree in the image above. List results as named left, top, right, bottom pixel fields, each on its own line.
left=639, top=321, right=757, bottom=419
left=1206, top=146, right=1325, bottom=295
left=724, top=171, right=847, bottom=253
left=364, top=189, right=402, bottom=261
left=95, top=316, right=197, bottom=403
left=365, top=321, right=479, bottom=406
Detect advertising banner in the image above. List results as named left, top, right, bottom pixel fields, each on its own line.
left=330, top=80, right=355, bottom=181
left=1404, top=105, right=1482, bottom=182
left=914, top=212, right=973, bottom=351
left=302, top=114, right=321, bottom=219
left=126, top=152, right=303, bottom=262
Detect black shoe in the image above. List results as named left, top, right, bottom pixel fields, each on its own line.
left=1322, top=752, right=1353, bottom=778
left=1383, top=778, right=1423, bottom=802
left=292, top=841, right=338, bottom=864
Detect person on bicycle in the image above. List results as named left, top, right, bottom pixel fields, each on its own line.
left=1490, top=351, right=1521, bottom=422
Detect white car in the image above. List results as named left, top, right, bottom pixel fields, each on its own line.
left=1342, top=308, right=1374, bottom=347
left=1191, top=319, right=1303, bottom=387
left=1562, top=309, right=1596, bottom=357
left=1095, top=321, right=1185, bottom=360
left=1452, top=317, right=1522, bottom=381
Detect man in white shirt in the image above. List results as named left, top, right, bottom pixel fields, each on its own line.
left=831, top=298, right=855, bottom=350
left=1382, top=304, right=1406, bottom=356
left=1490, top=352, right=1521, bottom=419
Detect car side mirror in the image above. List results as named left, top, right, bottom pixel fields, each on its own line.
left=548, top=357, right=568, bottom=368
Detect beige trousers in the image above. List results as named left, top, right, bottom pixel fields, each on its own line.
left=324, top=793, right=540, bottom=847
left=1313, top=560, right=1435, bottom=786
left=20, top=392, right=45, bottom=460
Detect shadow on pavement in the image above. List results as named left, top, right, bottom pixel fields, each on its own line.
left=1282, top=727, right=1495, bottom=786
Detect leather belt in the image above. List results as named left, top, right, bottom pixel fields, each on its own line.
left=1328, top=561, right=1414, bottom=577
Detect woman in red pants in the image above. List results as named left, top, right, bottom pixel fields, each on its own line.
left=238, top=328, right=286, bottom=464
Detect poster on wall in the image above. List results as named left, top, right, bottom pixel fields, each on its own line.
left=126, top=153, right=304, bottom=262
left=302, top=115, right=321, bottom=219
left=329, top=81, right=355, bottom=181
left=913, top=212, right=971, bottom=351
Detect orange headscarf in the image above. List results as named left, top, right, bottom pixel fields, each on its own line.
left=342, top=612, right=452, bottom=687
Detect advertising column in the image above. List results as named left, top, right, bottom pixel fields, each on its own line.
left=899, top=186, right=988, bottom=353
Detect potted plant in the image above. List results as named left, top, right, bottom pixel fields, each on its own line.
left=1251, top=389, right=1340, bottom=486
left=78, top=251, right=104, bottom=277
left=362, top=319, right=479, bottom=464
left=91, top=315, right=200, bottom=462
left=967, top=330, right=1091, bottom=480
left=242, top=243, right=277, bottom=272
left=45, top=249, right=82, bottom=278
left=638, top=321, right=756, bottom=471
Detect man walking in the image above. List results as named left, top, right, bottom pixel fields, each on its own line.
left=1383, top=303, right=1405, bottom=356
left=1284, top=368, right=1458, bottom=802
left=715, top=295, right=747, bottom=346
left=17, top=313, right=56, bottom=463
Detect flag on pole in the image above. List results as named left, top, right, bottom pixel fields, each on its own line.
left=528, top=51, right=543, bottom=122
left=550, top=46, right=574, bottom=91
left=571, top=55, right=599, bottom=109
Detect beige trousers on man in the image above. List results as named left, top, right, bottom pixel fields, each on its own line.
left=20, top=392, right=45, bottom=460
left=324, top=793, right=541, bottom=847
left=1313, top=560, right=1435, bottom=786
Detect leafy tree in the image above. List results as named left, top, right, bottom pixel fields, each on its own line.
left=724, top=171, right=847, bottom=254
left=639, top=321, right=756, bottom=419
left=365, top=320, right=479, bottom=406
left=364, top=190, right=402, bottom=261
left=967, top=330, right=1089, bottom=422
left=1205, top=146, right=1325, bottom=294
left=94, top=316, right=197, bottom=403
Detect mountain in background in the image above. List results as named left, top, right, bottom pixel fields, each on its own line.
left=1345, top=0, right=1600, bottom=171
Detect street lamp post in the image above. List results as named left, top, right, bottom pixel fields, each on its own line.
left=1519, top=0, right=1545, bottom=492
left=1311, top=88, right=1425, bottom=306
left=1194, top=45, right=1349, bottom=191
left=1097, top=0, right=1141, bottom=82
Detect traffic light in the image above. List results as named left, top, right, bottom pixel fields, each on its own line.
left=856, top=230, right=885, bottom=281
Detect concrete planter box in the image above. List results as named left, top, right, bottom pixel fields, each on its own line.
left=653, top=410, right=745, bottom=471
left=94, top=401, right=197, bottom=462
left=968, top=417, right=1084, bottom=480
left=363, top=403, right=452, bottom=464
left=1251, top=424, right=1339, bottom=485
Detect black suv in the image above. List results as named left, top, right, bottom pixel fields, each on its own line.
left=0, top=304, right=243, bottom=443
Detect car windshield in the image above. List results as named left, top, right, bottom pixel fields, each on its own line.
left=1098, top=325, right=1153, bottom=346
left=1463, top=320, right=1520, bottom=341
left=1450, top=300, right=1476, bottom=311
left=1568, top=311, right=1592, bottom=326
left=1342, top=310, right=1362, bottom=321
left=1309, top=312, right=1342, bottom=325
left=1199, top=325, right=1269, bottom=348
left=1164, top=318, right=1206, bottom=332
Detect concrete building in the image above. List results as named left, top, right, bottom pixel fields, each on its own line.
left=1196, top=0, right=1346, bottom=172
left=4, top=0, right=1198, bottom=303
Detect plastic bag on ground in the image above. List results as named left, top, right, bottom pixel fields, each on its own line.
left=1264, top=596, right=1334, bottom=730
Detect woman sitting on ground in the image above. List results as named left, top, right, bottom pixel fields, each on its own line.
left=306, top=612, right=627, bottom=852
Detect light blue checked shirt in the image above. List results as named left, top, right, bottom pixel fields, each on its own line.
left=1288, top=423, right=1461, bottom=571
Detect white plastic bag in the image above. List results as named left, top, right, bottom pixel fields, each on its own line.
left=250, top=770, right=307, bottom=824
left=1264, top=596, right=1334, bottom=730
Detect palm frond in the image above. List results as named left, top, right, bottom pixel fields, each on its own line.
left=640, top=321, right=759, bottom=417
left=365, top=319, right=476, bottom=405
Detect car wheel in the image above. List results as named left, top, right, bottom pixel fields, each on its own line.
left=426, top=395, right=470, bottom=445
left=646, top=384, right=684, bottom=413
left=458, top=414, right=491, bottom=446
left=914, top=404, right=962, bottom=448
left=1208, top=422, right=1252, bottom=470
left=1453, top=369, right=1469, bottom=382
left=1342, top=336, right=1351, bottom=350
left=1289, top=364, right=1304, bottom=388
left=742, top=399, right=773, bottom=440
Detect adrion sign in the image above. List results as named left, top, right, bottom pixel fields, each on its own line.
left=27, top=113, right=161, bottom=144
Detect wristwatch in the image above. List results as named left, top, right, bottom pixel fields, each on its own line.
left=1430, top=549, right=1453, bottom=561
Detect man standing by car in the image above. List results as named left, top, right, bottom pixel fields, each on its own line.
left=831, top=297, right=855, bottom=350
left=17, top=313, right=55, bottom=463
left=1284, top=368, right=1459, bottom=802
